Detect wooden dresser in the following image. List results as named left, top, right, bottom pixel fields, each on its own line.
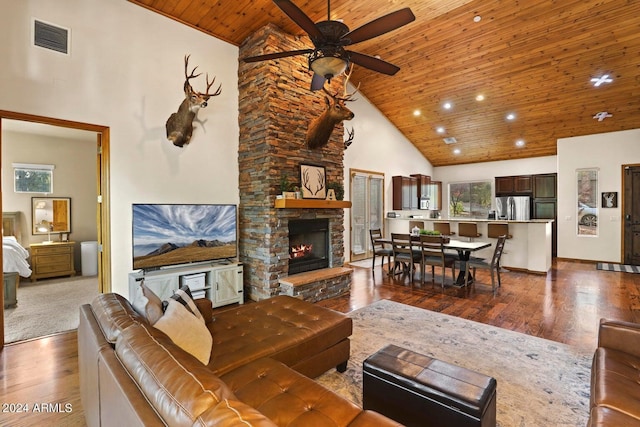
left=30, top=242, right=76, bottom=282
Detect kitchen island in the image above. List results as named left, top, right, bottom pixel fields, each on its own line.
left=385, top=217, right=553, bottom=273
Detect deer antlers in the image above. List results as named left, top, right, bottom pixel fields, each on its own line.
left=183, top=54, right=222, bottom=99
left=302, top=168, right=326, bottom=196
left=322, top=64, right=359, bottom=103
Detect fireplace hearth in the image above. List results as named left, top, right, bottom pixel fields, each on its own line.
left=288, top=218, right=329, bottom=275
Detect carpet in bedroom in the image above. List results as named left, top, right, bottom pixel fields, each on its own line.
left=4, top=276, right=99, bottom=343
left=316, top=299, right=591, bottom=427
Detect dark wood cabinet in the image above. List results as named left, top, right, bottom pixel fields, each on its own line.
left=495, top=177, right=515, bottom=195
left=496, top=175, right=532, bottom=195
left=514, top=176, right=533, bottom=193
left=534, top=174, right=557, bottom=198
left=392, top=176, right=418, bottom=210
left=411, top=174, right=430, bottom=202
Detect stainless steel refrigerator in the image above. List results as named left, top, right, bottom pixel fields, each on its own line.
left=495, top=196, right=531, bottom=220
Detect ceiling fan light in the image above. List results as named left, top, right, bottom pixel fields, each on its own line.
left=310, top=56, right=347, bottom=80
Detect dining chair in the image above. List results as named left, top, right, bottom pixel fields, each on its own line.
left=419, top=234, right=456, bottom=288
left=458, top=222, right=482, bottom=241
left=369, top=228, right=393, bottom=273
left=433, top=222, right=455, bottom=236
left=391, top=233, right=421, bottom=282
left=464, top=235, right=507, bottom=294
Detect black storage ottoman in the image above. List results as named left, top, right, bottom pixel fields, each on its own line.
left=363, top=344, right=496, bottom=427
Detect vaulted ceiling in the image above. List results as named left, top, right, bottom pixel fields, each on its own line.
left=129, top=0, right=640, bottom=166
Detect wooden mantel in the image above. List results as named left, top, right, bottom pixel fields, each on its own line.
left=274, top=199, right=352, bottom=209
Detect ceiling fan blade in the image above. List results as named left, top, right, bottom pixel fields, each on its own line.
left=341, top=8, right=415, bottom=45
left=243, top=49, right=313, bottom=63
left=347, top=51, right=400, bottom=75
left=310, top=73, right=327, bottom=91
left=273, top=0, right=322, bottom=38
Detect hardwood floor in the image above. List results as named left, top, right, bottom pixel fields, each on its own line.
left=1, top=259, right=638, bottom=426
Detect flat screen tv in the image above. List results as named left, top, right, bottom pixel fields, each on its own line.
left=132, top=204, right=237, bottom=271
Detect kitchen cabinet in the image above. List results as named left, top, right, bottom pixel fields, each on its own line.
left=534, top=174, right=557, bottom=198
left=392, top=176, right=418, bottom=210
left=411, top=174, right=431, bottom=209
left=495, top=175, right=532, bottom=196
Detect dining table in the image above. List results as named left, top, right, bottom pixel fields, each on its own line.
left=375, top=236, right=492, bottom=286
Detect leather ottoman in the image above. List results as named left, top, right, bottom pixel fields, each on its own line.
left=363, top=344, right=497, bottom=427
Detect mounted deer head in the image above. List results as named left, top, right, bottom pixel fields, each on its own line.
left=165, top=55, right=221, bottom=147
left=306, top=66, right=358, bottom=149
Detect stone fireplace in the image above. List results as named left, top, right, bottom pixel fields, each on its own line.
left=237, top=23, right=351, bottom=302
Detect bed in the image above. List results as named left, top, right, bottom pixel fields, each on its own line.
left=3, top=212, right=31, bottom=308
left=3, top=236, right=32, bottom=278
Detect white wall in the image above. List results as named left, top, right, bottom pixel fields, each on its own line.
left=557, top=129, right=640, bottom=262
left=433, top=156, right=558, bottom=217
left=0, top=0, right=239, bottom=295
left=343, top=90, right=433, bottom=261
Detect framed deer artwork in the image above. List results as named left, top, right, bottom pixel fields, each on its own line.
left=300, top=164, right=326, bottom=199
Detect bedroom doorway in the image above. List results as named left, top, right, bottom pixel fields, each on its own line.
left=0, top=111, right=111, bottom=348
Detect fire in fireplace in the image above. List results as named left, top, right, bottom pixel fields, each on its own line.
left=288, top=218, right=329, bottom=274
left=290, top=243, right=313, bottom=259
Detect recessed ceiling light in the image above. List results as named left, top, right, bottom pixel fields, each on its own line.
left=473, top=15, right=482, bottom=23
left=443, top=102, right=452, bottom=110
left=476, top=94, right=485, bottom=101
left=436, top=127, right=445, bottom=134
left=506, top=113, right=516, bottom=121
left=515, top=139, right=525, bottom=147
left=453, top=148, right=461, bottom=155
left=590, top=74, right=613, bottom=87
left=413, top=110, right=421, bottom=116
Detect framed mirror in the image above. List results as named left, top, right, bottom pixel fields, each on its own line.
left=32, top=197, right=71, bottom=235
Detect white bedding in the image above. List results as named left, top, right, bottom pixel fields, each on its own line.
left=3, top=236, right=32, bottom=277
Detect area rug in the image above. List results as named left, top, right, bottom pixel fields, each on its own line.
left=316, top=299, right=591, bottom=426
left=4, top=276, right=99, bottom=343
left=596, top=262, right=640, bottom=273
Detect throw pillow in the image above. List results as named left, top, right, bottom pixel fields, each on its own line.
left=162, top=285, right=204, bottom=323
left=153, top=298, right=212, bottom=365
left=140, top=280, right=164, bottom=325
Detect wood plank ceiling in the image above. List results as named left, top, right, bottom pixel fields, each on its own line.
left=129, top=0, right=640, bottom=166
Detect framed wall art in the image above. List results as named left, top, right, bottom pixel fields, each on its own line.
left=601, top=192, right=618, bottom=208
left=300, top=164, right=326, bottom=199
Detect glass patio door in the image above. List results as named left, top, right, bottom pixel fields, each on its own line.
left=350, top=169, right=384, bottom=261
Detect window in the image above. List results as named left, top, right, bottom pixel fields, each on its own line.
left=577, top=168, right=598, bottom=236
left=449, top=181, right=492, bottom=218
left=13, top=163, right=54, bottom=193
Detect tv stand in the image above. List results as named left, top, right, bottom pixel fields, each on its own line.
left=128, top=262, right=243, bottom=309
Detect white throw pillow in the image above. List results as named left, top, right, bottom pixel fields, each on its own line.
left=153, top=299, right=212, bottom=365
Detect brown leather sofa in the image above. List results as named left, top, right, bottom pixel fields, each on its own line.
left=588, top=319, right=640, bottom=426
left=78, top=293, right=401, bottom=427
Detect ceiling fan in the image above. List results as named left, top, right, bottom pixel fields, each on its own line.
left=243, top=0, right=415, bottom=90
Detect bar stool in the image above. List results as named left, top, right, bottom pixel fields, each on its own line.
left=409, top=221, right=424, bottom=232
left=433, top=222, right=455, bottom=236
left=487, top=222, right=512, bottom=239
left=458, top=222, right=482, bottom=241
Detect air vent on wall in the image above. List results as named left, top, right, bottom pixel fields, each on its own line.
left=33, top=19, right=69, bottom=55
